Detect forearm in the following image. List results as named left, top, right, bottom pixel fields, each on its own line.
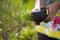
left=32, top=0, right=46, bottom=12
left=34, top=0, right=46, bottom=8
left=58, top=2, right=60, bottom=9
left=32, top=0, right=40, bottom=12
left=35, top=0, right=40, bottom=9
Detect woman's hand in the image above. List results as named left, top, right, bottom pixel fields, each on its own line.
left=45, top=2, right=59, bottom=22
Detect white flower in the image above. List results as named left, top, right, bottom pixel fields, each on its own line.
left=15, top=33, right=19, bottom=37
left=0, top=28, right=2, bottom=32
left=0, top=21, right=2, bottom=24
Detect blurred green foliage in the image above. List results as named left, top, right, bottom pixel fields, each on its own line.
left=0, top=0, right=37, bottom=40
left=50, top=0, right=59, bottom=4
